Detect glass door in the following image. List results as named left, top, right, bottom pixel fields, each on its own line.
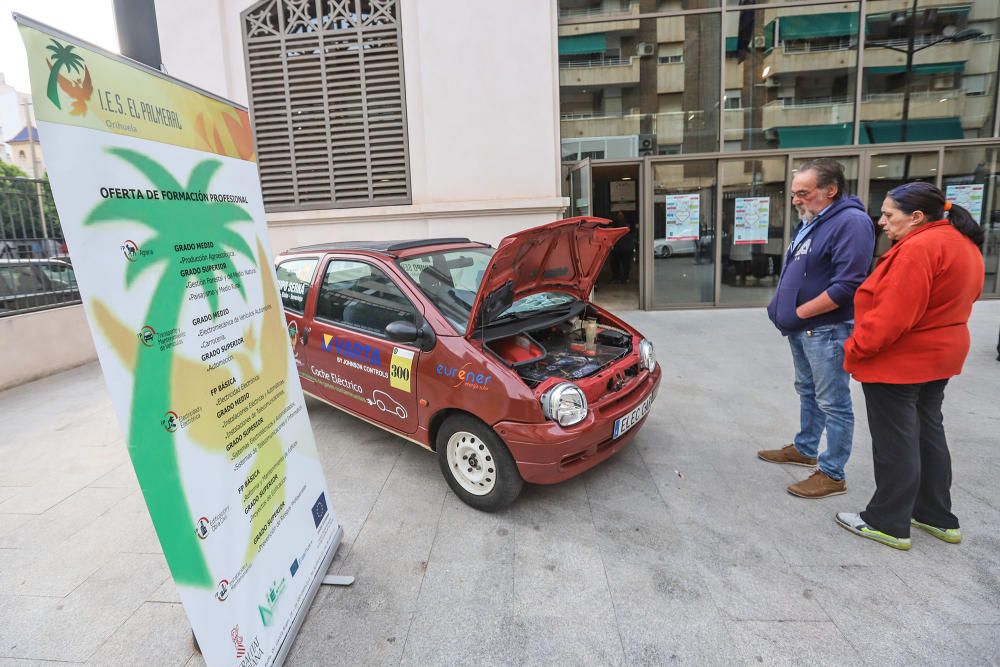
left=566, top=158, right=592, bottom=217
left=942, top=146, right=1000, bottom=296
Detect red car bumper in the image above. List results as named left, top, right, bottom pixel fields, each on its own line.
left=494, top=367, right=661, bottom=485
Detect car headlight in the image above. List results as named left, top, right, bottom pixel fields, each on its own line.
left=639, top=339, right=656, bottom=372
left=540, top=382, right=588, bottom=427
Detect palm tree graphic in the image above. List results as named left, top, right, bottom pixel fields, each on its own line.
left=86, top=148, right=255, bottom=587
left=45, top=40, right=84, bottom=110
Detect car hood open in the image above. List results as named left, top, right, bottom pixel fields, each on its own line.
left=465, top=216, right=626, bottom=337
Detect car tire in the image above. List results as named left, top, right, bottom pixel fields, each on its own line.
left=436, top=414, right=523, bottom=512
left=660, top=245, right=673, bottom=258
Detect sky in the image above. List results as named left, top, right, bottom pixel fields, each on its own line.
left=0, top=0, right=120, bottom=94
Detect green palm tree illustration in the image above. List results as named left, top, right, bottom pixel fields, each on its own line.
left=45, top=40, right=84, bottom=110
left=86, top=148, right=256, bottom=587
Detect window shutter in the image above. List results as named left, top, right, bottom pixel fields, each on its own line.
left=243, top=0, right=411, bottom=211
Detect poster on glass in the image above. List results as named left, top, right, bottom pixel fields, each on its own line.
left=664, top=194, right=700, bottom=240
left=734, top=197, right=770, bottom=245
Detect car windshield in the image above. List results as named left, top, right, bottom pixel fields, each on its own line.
left=398, top=248, right=577, bottom=331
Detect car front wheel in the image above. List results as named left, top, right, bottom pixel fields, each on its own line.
left=436, top=414, right=523, bottom=512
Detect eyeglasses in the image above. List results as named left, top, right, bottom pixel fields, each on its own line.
left=790, top=189, right=815, bottom=200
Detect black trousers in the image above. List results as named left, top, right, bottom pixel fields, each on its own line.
left=860, top=379, right=958, bottom=538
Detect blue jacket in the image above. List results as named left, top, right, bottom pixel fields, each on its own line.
left=767, top=195, right=875, bottom=336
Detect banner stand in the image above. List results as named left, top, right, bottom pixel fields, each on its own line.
left=270, top=524, right=345, bottom=666
left=15, top=15, right=350, bottom=666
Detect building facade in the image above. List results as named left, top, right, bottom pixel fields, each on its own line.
left=153, top=0, right=565, bottom=256
left=0, top=73, right=32, bottom=166
left=558, top=0, right=1000, bottom=309
left=151, top=0, right=1000, bottom=310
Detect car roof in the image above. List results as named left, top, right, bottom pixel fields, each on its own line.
left=280, top=238, right=491, bottom=258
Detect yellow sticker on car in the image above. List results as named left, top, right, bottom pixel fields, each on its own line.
left=390, top=347, right=415, bottom=393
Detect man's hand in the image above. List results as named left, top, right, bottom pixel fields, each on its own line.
left=796, top=291, right=839, bottom=320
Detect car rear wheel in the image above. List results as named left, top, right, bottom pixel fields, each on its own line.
left=658, top=245, right=673, bottom=258
left=436, top=414, right=522, bottom=512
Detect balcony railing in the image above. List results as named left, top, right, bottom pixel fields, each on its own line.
left=560, top=56, right=633, bottom=69
left=559, top=2, right=635, bottom=19
left=560, top=111, right=626, bottom=121
left=783, top=40, right=857, bottom=54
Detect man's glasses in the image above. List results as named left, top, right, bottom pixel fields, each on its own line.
left=790, top=189, right=815, bottom=200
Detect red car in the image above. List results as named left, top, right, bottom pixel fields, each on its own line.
left=275, top=217, right=661, bottom=511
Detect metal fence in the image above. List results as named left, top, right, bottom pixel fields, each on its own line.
left=0, top=176, right=79, bottom=317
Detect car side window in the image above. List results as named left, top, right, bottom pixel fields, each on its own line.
left=276, top=258, right=317, bottom=314
left=1, top=265, right=47, bottom=294
left=38, top=263, right=77, bottom=289
left=315, top=260, right=416, bottom=336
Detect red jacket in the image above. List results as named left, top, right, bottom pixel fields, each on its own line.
left=844, top=220, right=984, bottom=384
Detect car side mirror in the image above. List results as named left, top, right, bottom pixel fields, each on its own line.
left=385, top=317, right=437, bottom=352
left=385, top=320, right=419, bottom=343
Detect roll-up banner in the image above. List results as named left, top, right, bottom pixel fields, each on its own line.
left=16, top=15, right=341, bottom=666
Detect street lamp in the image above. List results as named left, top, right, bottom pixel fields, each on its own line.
left=867, top=0, right=983, bottom=146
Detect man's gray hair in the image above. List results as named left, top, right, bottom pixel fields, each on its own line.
left=797, top=158, right=846, bottom=200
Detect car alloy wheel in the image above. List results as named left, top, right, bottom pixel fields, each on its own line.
left=446, top=431, right=495, bottom=496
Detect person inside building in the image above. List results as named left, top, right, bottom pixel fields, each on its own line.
left=609, top=211, right=635, bottom=283
left=836, top=182, right=984, bottom=550
left=758, top=158, right=875, bottom=498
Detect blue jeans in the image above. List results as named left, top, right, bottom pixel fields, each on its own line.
left=788, top=322, right=855, bottom=481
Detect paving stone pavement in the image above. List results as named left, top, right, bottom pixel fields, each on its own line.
left=1, top=302, right=998, bottom=666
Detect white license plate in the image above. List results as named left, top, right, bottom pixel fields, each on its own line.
left=613, top=394, right=653, bottom=439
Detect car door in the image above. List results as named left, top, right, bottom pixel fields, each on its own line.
left=276, top=256, right=321, bottom=389
left=307, top=257, right=421, bottom=435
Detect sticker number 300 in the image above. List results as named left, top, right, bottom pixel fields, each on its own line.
left=390, top=347, right=415, bottom=393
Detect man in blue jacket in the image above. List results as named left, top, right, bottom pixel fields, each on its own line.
left=759, top=159, right=875, bottom=498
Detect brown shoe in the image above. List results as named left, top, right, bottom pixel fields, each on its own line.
left=787, top=470, right=846, bottom=499
left=757, top=443, right=817, bottom=467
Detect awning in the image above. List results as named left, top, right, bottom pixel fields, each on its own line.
left=866, top=61, right=966, bottom=76
left=775, top=123, right=853, bottom=148
left=779, top=12, right=858, bottom=41
left=558, top=34, right=607, bottom=56
left=860, top=117, right=964, bottom=143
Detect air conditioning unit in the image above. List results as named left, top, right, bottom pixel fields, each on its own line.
left=637, top=133, right=656, bottom=156
left=753, top=36, right=766, bottom=48
left=636, top=42, right=655, bottom=57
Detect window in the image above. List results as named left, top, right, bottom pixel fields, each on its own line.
left=242, top=0, right=410, bottom=211
left=963, top=74, right=989, bottom=97
left=316, top=260, right=416, bottom=335
left=399, top=248, right=493, bottom=331
left=276, top=258, right=318, bottom=313
left=724, top=89, right=742, bottom=110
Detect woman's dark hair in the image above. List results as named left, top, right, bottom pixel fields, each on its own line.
left=887, top=181, right=984, bottom=247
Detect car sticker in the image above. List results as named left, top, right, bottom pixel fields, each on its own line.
left=390, top=347, right=415, bottom=393
left=366, top=390, right=408, bottom=419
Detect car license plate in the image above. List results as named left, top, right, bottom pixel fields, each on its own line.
left=613, top=394, right=653, bottom=439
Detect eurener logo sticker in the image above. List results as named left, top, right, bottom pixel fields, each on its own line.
left=44, top=39, right=93, bottom=116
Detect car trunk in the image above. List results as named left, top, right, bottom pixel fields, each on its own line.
left=484, top=310, right=635, bottom=388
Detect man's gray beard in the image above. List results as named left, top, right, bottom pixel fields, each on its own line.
left=798, top=208, right=815, bottom=224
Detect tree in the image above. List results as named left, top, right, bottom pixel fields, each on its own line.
left=44, top=39, right=84, bottom=110
left=85, top=148, right=256, bottom=586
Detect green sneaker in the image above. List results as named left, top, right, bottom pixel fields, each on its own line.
left=911, top=519, right=962, bottom=544
left=836, top=512, right=911, bottom=551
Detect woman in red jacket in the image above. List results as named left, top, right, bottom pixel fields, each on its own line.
left=836, top=182, right=984, bottom=550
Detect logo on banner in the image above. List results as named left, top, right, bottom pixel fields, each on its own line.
left=121, top=240, right=140, bottom=261
left=231, top=625, right=245, bottom=658
left=195, top=516, right=210, bottom=540
left=258, top=577, right=287, bottom=626
left=162, top=411, right=179, bottom=432
left=137, top=325, right=156, bottom=347
left=44, top=39, right=94, bottom=116
left=215, top=579, right=230, bottom=602
left=311, top=492, right=328, bottom=528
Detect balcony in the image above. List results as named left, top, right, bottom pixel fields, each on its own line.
left=560, top=57, right=641, bottom=88
left=560, top=112, right=641, bottom=138
left=558, top=2, right=639, bottom=37
left=859, top=90, right=964, bottom=123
